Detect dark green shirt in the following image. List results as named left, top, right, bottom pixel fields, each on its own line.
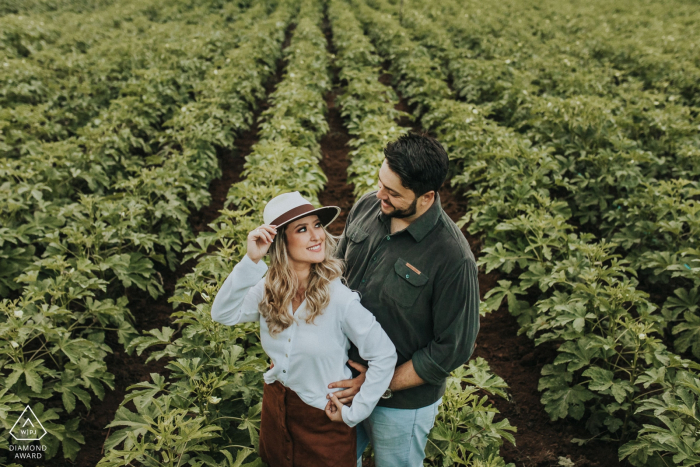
left=337, top=191, right=480, bottom=409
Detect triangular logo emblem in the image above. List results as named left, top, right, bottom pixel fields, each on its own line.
left=10, top=406, right=47, bottom=441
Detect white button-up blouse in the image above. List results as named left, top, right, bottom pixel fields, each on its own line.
left=210, top=255, right=397, bottom=427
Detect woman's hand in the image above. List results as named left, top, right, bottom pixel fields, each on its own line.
left=247, top=224, right=277, bottom=263
left=324, top=392, right=345, bottom=423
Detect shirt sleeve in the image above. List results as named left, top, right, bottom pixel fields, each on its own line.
left=335, top=190, right=376, bottom=261
left=339, top=295, right=397, bottom=427
left=336, top=222, right=348, bottom=260
left=210, top=254, right=268, bottom=326
left=411, top=258, right=480, bottom=386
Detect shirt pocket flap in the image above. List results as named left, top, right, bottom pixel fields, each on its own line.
left=394, top=258, right=428, bottom=287
left=347, top=225, right=369, bottom=243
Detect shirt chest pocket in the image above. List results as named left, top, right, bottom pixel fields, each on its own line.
left=347, top=225, right=369, bottom=243
left=345, top=225, right=369, bottom=260
left=382, top=258, right=429, bottom=308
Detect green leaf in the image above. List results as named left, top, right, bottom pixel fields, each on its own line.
left=582, top=366, right=614, bottom=392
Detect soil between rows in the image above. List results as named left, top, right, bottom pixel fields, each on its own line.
left=318, top=86, right=354, bottom=236
left=318, top=17, right=354, bottom=236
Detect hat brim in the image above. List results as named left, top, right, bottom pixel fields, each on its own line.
left=273, top=206, right=341, bottom=230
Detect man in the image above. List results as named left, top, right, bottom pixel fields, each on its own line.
left=329, top=133, right=480, bottom=466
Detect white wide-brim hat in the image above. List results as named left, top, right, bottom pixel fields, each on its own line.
left=263, top=192, right=340, bottom=230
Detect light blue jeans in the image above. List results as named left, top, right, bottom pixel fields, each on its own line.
left=356, top=398, right=442, bottom=467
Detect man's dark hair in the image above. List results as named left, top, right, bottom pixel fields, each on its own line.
left=383, top=133, right=449, bottom=197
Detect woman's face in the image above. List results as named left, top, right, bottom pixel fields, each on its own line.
left=284, top=214, right=326, bottom=265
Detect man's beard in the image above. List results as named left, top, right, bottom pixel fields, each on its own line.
left=383, top=196, right=418, bottom=219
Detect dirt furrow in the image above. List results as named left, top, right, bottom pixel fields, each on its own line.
left=317, top=17, right=354, bottom=234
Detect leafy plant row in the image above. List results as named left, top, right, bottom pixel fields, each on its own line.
left=395, top=0, right=700, bottom=403
left=0, top=0, right=117, bottom=17
left=404, top=0, right=700, bottom=110
left=329, top=2, right=516, bottom=467
left=396, top=0, right=700, bottom=359
left=1, top=0, right=260, bottom=297
left=326, top=0, right=406, bottom=198
left=93, top=2, right=337, bottom=465
left=0, top=0, right=245, bottom=160
left=0, top=2, right=282, bottom=462
left=351, top=0, right=700, bottom=465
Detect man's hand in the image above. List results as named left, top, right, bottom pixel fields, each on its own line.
left=327, top=360, right=367, bottom=404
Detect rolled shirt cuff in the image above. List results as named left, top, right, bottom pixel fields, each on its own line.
left=412, top=348, right=450, bottom=386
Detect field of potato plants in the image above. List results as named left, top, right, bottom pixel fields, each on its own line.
left=1, top=0, right=698, bottom=466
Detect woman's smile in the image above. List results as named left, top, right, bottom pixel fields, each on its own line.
left=284, top=215, right=327, bottom=264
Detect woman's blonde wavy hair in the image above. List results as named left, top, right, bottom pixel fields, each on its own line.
left=258, top=219, right=344, bottom=336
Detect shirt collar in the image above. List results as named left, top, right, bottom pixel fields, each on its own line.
left=376, top=192, right=443, bottom=243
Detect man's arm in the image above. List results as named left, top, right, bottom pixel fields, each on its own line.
left=336, top=222, right=348, bottom=260
left=390, top=260, right=479, bottom=390
left=329, top=258, right=480, bottom=401
left=411, top=258, right=480, bottom=386
left=328, top=359, right=424, bottom=403
left=388, top=360, right=424, bottom=391
left=334, top=192, right=369, bottom=260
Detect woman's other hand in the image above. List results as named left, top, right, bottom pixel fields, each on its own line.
left=247, top=224, right=277, bottom=263
left=324, top=392, right=345, bottom=422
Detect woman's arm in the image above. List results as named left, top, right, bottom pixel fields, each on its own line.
left=210, top=255, right=267, bottom=325
left=211, top=224, right=277, bottom=325
left=335, top=297, right=397, bottom=427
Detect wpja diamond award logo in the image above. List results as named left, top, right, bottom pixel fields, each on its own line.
left=8, top=405, right=48, bottom=460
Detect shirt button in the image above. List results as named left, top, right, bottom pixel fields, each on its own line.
left=283, top=370, right=286, bottom=373
left=372, top=256, right=377, bottom=261
left=386, top=235, right=391, bottom=240
left=361, top=279, right=366, bottom=284
left=288, top=338, right=291, bottom=342
left=285, top=354, right=288, bottom=357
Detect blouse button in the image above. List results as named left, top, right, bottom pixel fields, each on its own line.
left=288, top=338, right=291, bottom=342
left=283, top=370, right=286, bottom=373
left=285, top=354, right=288, bottom=357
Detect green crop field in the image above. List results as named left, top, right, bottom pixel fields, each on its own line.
left=1, top=0, right=698, bottom=466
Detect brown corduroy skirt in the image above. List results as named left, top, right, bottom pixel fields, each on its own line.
left=259, top=381, right=356, bottom=467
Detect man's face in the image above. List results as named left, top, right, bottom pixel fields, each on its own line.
left=376, top=160, right=418, bottom=219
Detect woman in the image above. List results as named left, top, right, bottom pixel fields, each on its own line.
left=210, top=191, right=397, bottom=467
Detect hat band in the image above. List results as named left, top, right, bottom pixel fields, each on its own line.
left=271, top=204, right=316, bottom=226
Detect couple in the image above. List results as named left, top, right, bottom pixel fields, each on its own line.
left=211, top=134, right=480, bottom=467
